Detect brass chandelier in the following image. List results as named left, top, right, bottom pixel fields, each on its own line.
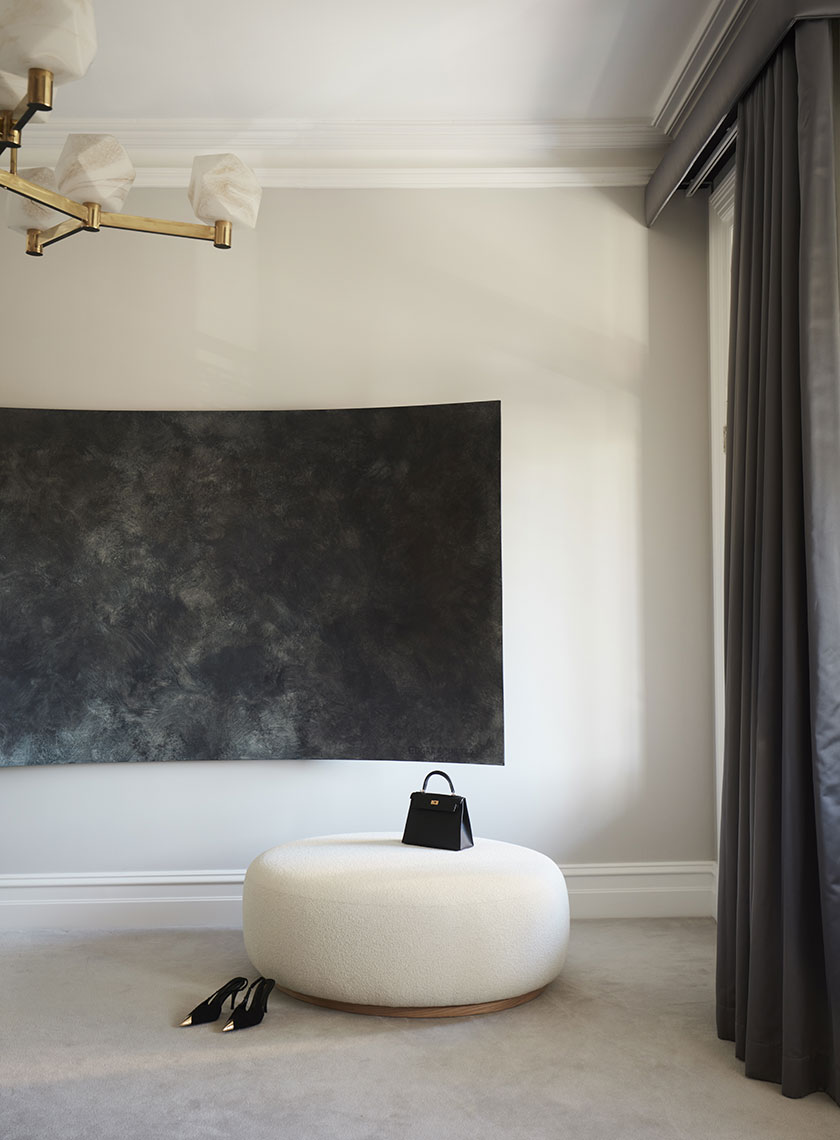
left=0, top=1, right=261, bottom=257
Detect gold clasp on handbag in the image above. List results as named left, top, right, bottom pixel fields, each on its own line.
left=430, top=799, right=439, bottom=805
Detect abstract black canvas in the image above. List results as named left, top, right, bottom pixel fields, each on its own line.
left=0, top=402, right=502, bottom=766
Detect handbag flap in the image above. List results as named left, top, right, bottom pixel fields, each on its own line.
left=409, top=791, right=462, bottom=813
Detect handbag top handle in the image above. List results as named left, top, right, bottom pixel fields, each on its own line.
left=421, top=770, right=455, bottom=794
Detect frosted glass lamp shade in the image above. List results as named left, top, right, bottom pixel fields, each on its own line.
left=55, top=134, right=135, bottom=211
left=6, top=166, right=63, bottom=233
left=189, top=154, right=261, bottom=229
left=0, top=0, right=97, bottom=85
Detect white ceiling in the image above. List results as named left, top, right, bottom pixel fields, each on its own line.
left=52, top=0, right=716, bottom=124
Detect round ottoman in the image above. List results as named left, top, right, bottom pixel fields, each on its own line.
left=242, top=832, right=570, bottom=1017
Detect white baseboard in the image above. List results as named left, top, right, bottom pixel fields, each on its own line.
left=0, top=872, right=244, bottom=931
left=561, top=862, right=717, bottom=920
left=0, top=861, right=717, bottom=931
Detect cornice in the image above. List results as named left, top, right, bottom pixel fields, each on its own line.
left=130, top=166, right=657, bottom=189
left=28, top=116, right=667, bottom=153
left=654, top=0, right=755, bottom=135
left=17, top=117, right=667, bottom=189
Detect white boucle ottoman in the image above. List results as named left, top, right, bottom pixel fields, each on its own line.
left=242, top=832, right=570, bottom=1017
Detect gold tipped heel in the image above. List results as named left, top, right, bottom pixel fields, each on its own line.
left=222, top=977, right=275, bottom=1032
left=180, top=977, right=248, bottom=1026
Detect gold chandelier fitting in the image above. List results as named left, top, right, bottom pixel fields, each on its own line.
left=0, top=3, right=260, bottom=257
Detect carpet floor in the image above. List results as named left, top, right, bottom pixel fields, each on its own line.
left=1, top=918, right=836, bottom=1139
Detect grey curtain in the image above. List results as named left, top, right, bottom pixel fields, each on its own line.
left=717, top=19, right=840, bottom=1102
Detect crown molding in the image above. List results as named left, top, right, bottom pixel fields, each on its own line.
left=29, top=116, right=667, bottom=153
left=16, top=117, right=667, bottom=190
left=654, top=0, right=755, bottom=135
left=132, top=165, right=657, bottom=189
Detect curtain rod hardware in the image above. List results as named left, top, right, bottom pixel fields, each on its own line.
left=686, top=124, right=739, bottom=197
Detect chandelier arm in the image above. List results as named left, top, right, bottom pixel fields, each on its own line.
left=0, top=112, right=20, bottom=153
left=27, top=217, right=86, bottom=254
left=0, top=169, right=89, bottom=222
left=0, top=71, right=54, bottom=154
left=100, top=212, right=227, bottom=246
left=13, top=103, right=39, bottom=136
left=10, top=91, right=31, bottom=119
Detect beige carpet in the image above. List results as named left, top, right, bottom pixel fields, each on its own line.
left=1, top=919, right=836, bottom=1139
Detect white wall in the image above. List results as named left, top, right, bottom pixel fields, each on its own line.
left=0, top=186, right=714, bottom=881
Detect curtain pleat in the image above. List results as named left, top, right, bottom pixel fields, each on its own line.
left=716, top=20, right=840, bottom=1103
left=797, top=19, right=840, bottom=1098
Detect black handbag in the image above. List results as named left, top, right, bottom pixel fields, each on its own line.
left=401, top=770, right=474, bottom=851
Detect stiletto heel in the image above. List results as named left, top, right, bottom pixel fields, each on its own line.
left=222, top=977, right=275, bottom=1032
left=180, top=976, right=248, bottom=1026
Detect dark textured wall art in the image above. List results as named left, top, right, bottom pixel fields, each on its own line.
left=0, top=402, right=503, bottom=766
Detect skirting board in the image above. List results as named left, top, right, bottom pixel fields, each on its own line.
left=0, top=862, right=717, bottom=931
left=562, top=862, right=717, bottom=921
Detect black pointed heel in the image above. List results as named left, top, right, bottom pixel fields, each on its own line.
left=222, top=977, right=276, bottom=1032
left=180, top=976, right=249, bottom=1026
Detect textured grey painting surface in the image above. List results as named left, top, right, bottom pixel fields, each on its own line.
left=0, top=402, right=502, bottom=766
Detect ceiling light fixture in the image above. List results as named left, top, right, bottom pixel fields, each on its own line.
left=0, top=0, right=261, bottom=257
